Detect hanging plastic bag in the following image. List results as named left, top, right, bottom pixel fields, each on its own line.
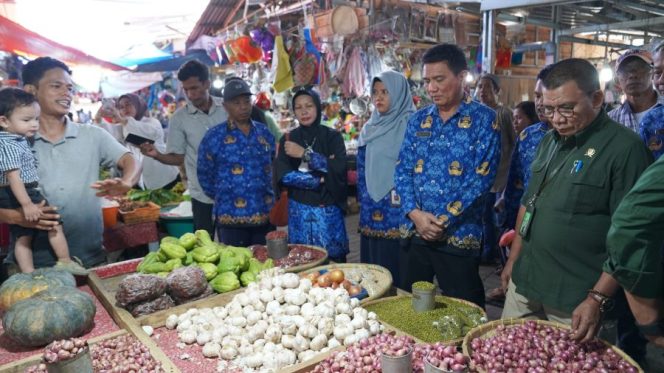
left=272, top=35, right=294, bottom=93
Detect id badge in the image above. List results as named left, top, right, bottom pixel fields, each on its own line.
left=390, top=189, right=401, bottom=207
left=519, top=203, right=535, bottom=238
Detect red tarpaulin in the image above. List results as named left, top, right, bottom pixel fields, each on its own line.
left=0, top=14, right=124, bottom=71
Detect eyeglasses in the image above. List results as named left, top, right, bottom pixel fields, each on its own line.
left=542, top=104, right=576, bottom=118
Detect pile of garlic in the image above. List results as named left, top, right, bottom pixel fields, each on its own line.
left=163, top=268, right=383, bottom=372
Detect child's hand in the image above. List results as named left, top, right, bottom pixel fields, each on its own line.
left=22, top=203, right=42, bottom=222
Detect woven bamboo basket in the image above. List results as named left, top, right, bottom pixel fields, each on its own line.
left=119, top=201, right=160, bottom=225
left=304, top=263, right=393, bottom=303
left=462, top=318, right=643, bottom=373
left=363, top=295, right=486, bottom=345
left=249, top=244, right=328, bottom=273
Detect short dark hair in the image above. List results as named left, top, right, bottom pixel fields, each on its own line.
left=653, top=41, right=664, bottom=55
left=177, top=60, right=209, bottom=82
left=422, top=43, right=468, bottom=75
left=22, top=57, right=72, bottom=87
left=0, top=87, right=36, bottom=119
left=542, top=58, right=599, bottom=95
left=515, top=101, right=539, bottom=124
left=536, top=64, right=554, bottom=82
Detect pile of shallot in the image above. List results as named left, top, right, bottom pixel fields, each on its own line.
left=43, top=338, right=88, bottom=363
left=91, top=334, right=164, bottom=372
left=312, top=333, right=469, bottom=372
left=469, top=321, right=639, bottom=373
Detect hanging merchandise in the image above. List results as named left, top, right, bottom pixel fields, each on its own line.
left=255, top=91, right=271, bottom=111
left=343, top=47, right=368, bottom=98
left=291, top=43, right=318, bottom=87
left=250, top=26, right=275, bottom=64
left=367, top=45, right=386, bottom=81
left=228, top=35, right=263, bottom=64
left=272, top=35, right=294, bottom=92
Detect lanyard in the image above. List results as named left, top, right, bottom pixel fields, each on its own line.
left=526, top=141, right=575, bottom=206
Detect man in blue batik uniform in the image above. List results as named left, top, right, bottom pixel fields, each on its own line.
left=197, top=77, right=275, bottom=246
left=395, top=44, right=501, bottom=308
left=502, top=65, right=553, bottom=230
left=639, top=41, right=664, bottom=160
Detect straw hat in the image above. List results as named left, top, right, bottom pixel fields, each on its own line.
left=331, top=5, right=358, bottom=36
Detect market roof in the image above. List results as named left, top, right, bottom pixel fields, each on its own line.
left=484, top=0, right=664, bottom=41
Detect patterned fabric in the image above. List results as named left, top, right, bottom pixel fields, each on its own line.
left=287, top=198, right=349, bottom=259
left=197, top=120, right=275, bottom=226
left=0, top=132, right=39, bottom=185
left=357, top=146, right=402, bottom=239
left=503, top=122, right=550, bottom=229
left=639, top=104, right=664, bottom=160
left=282, top=171, right=321, bottom=190
left=609, top=101, right=649, bottom=132
left=308, top=151, right=328, bottom=173
left=394, top=97, right=501, bottom=255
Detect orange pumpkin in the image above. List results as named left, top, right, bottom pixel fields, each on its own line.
left=0, top=269, right=76, bottom=312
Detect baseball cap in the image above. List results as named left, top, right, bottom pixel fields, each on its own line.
left=223, top=77, right=252, bottom=101
left=615, top=49, right=653, bottom=72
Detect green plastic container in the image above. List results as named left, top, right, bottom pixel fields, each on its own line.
left=160, top=215, right=194, bottom=237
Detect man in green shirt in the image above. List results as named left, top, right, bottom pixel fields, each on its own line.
left=500, top=58, right=653, bottom=343
left=603, top=156, right=664, bottom=349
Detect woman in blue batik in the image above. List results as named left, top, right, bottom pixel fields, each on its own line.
left=274, top=88, right=349, bottom=262
left=357, top=71, right=415, bottom=287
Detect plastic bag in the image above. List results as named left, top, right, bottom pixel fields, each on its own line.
left=128, top=293, right=175, bottom=317
left=166, top=266, right=207, bottom=300
left=172, top=284, right=214, bottom=305
left=115, top=274, right=167, bottom=307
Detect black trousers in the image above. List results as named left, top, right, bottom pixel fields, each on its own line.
left=191, top=198, right=214, bottom=237
left=360, top=235, right=403, bottom=289
left=217, top=224, right=272, bottom=247
left=401, top=237, right=485, bottom=309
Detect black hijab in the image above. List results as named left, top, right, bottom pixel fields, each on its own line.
left=275, top=88, right=347, bottom=211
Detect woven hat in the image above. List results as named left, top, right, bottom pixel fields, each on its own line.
left=331, top=6, right=358, bottom=36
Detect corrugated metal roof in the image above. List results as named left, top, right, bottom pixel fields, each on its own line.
left=187, top=0, right=242, bottom=47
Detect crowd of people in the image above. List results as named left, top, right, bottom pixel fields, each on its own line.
left=1, top=41, right=664, bottom=360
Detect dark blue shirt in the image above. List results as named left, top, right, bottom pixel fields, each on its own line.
left=639, top=104, right=664, bottom=160
left=197, top=120, right=275, bottom=226
left=357, top=146, right=402, bottom=239
left=394, top=97, right=500, bottom=254
left=503, top=122, right=550, bottom=229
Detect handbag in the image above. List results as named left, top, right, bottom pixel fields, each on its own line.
left=269, top=133, right=289, bottom=226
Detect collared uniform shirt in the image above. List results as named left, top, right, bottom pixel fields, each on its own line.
left=503, top=122, right=550, bottom=229
left=197, top=120, right=275, bottom=227
left=29, top=119, right=129, bottom=267
left=603, top=155, right=664, bottom=299
left=357, top=146, right=402, bottom=239
left=639, top=104, right=664, bottom=160
left=512, top=111, right=653, bottom=314
left=394, top=97, right=500, bottom=256
left=0, top=132, right=39, bottom=185
left=609, top=97, right=660, bottom=133
left=167, top=97, right=227, bottom=204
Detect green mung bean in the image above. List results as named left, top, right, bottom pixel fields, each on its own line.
left=365, top=296, right=485, bottom=343
left=411, top=281, right=436, bottom=291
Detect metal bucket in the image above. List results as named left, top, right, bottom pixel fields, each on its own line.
left=412, top=287, right=436, bottom=312
left=46, top=347, right=93, bottom=373
left=266, top=238, right=289, bottom=259
left=381, top=347, right=413, bottom=373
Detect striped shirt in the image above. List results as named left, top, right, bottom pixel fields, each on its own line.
left=0, top=132, right=39, bottom=185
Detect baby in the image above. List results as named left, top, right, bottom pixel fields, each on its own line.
left=0, top=87, right=87, bottom=275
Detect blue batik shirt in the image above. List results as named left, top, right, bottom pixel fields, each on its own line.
left=503, top=122, right=550, bottom=229
left=394, top=97, right=500, bottom=255
left=197, top=120, right=275, bottom=226
left=639, top=104, right=664, bottom=160
left=357, top=146, right=402, bottom=239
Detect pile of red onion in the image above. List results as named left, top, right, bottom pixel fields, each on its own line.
left=469, top=321, right=639, bottom=373
left=91, top=334, right=164, bottom=372
left=25, top=335, right=163, bottom=373
left=312, top=333, right=469, bottom=372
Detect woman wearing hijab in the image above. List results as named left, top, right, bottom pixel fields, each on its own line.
left=358, top=70, right=415, bottom=287
left=275, top=88, right=349, bottom=262
left=95, top=94, right=180, bottom=189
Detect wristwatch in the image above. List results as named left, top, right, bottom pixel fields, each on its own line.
left=587, top=289, right=615, bottom=313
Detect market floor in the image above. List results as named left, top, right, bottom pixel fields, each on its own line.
left=342, top=212, right=664, bottom=372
